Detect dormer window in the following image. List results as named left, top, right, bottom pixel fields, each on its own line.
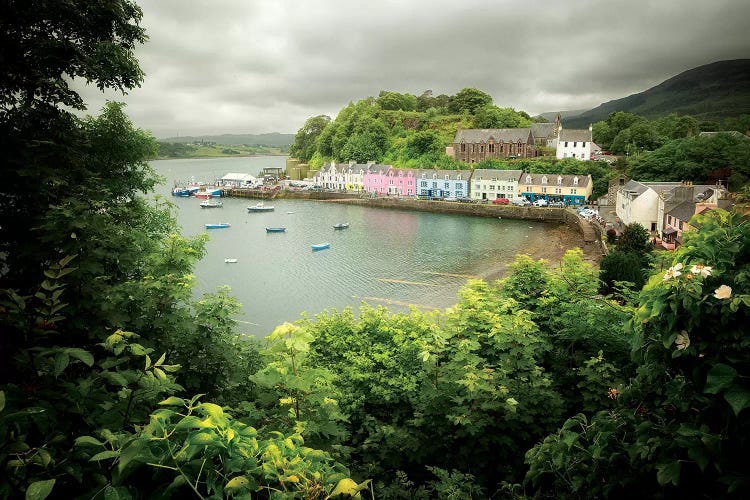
left=433, top=174, right=438, bottom=179
left=457, top=174, right=462, bottom=180
left=526, top=175, right=532, bottom=184
left=557, top=176, right=563, bottom=185
left=445, top=175, right=449, bottom=181
left=542, top=176, right=548, bottom=184
left=573, top=176, right=579, bottom=185
left=421, top=173, right=426, bottom=179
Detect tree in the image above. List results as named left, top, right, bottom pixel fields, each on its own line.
left=617, top=222, right=652, bottom=254
left=448, top=87, right=493, bottom=114
left=377, top=91, right=417, bottom=111
left=473, top=106, right=533, bottom=128
left=290, top=114, right=331, bottom=161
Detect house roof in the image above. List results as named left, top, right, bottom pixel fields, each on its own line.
left=531, top=123, right=557, bottom=139
left=520, top=172, right=591, bottom=188
left=559, top=129, right=593, bottom=142
left=667, top=200, right=697, bottom=222
left=663, top=227, right=678, bottom=235
left=471, top=169, right=523, bottom=181
left=453, top=128, right=532, bottom=143
left=414, top=169, right=470, bottom=180
left=222, top=173, right=257, bottom=182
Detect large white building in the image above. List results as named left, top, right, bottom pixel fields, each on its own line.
left=556, top=126, right=593, bottom=161
left=470, top=169, right=523, bottom=201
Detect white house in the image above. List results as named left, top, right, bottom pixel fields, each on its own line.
left=470, top=169, right=523, bottom=201
left=221, top=173, right=258, bottom=187
left=556, top=126, right=593, bottom=160
left=616, top=181, right=681, bottom=232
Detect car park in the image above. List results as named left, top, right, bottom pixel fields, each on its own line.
left=492, top=198, right=510, bottom=205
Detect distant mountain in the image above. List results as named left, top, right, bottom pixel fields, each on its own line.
left=565, top=59, right=750, bottom=128
left=536, top=109, right=588, bottom=122
left=158, top=132, right=294, bottom=147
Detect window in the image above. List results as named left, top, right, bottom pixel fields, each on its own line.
left=573, top=142, right=577, bottom=147
left=667, top=215, right=672, bottom=225
left=542, top=187, right=547, bottom=193
left=475, top=184, right=480, bottom=190
left=489, top=185, right=495, bottom=190
left=421, top=181, right=427, bottom=187
left=461, top=143, right=466, bottom=152
left=542, top=176, right=548, bottom=184
left=444, top=182, right=450, bottom=189
left=565, top=141, right=568, bottom=147
left=445, top=175, right=449, bottom=180
left=582, top=142, right=586, bottom=147
left=573, top=176, right=579, bottom=185
left=479, top=145, right=484, bottom=152
left=432, top=182, right=437, bottom=188
left=571, top=189, right=577, bottom=194
left=489, top=144, right=495, bottom=152
left=526, top=175, right=532, bottom=184
left=679, top=221, right=684, bottom=230
left=557, top=176, right=563, bottom=185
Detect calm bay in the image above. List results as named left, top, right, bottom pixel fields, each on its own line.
left=151, top=156, right=573, bottom=337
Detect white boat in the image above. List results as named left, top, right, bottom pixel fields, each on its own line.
left=247, top=202, right=274, bottom=212
left=224, top=258, right=238, bottom=263
left=200, top=200, right=223, bottom=208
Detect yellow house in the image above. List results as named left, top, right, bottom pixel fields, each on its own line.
left=519, top=172, right=593, bottom=205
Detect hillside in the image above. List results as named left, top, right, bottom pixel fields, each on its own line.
left=157, top=132, right=294, bottom=147
left=565, top=59, right=750, bottom=128
left=536, top=109, right=588, bottom=122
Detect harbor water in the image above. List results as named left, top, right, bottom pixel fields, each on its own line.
left=151, top=156, right=567, bottom=337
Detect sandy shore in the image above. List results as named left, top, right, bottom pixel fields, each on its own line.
left=476, top=223, right=604, bottom=282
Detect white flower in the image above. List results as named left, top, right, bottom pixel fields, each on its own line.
left=714, top=285, right=732, bottom=300
left=690, top=264, right=713, bottom=277
left=675, top=332, right=690, bottom=350
left=663, top=263, right=683, bottom=282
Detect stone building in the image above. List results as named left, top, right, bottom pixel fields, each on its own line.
left=450, top=128, right=536, bottom=163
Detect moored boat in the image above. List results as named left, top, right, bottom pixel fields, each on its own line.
left=200, top=200, right=223, bottom=208
left=311, top=242, right=330, bottom=251
left=224, top=258, right=238, bottom=263
left=333, top=222, right=350, bottom=229
left=265, top=227, right=286, bottom=233
left=247, top=202, right=274, bottom=212
left=205, top=222, right=231, bottom=229
left=195, top=192, right=213, bottom=199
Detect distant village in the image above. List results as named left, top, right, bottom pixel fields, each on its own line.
left=213, top=117, right=738, bottom=251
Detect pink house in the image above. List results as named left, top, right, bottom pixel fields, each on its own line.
left=363, top=166, right=418, bottom=196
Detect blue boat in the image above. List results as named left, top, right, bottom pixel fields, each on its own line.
left=311, top=242, right=330, bottom=251
left=205, top=223, right=231, bottom=229
left=266, top=227, right=286, bottom=233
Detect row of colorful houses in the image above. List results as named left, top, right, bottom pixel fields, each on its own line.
left=314, top=162, right=594, bottom=205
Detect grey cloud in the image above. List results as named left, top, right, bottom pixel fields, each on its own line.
left=68, top=0, right=750, bottom=138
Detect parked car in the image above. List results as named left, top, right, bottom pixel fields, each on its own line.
left=532, top=199, right=548, bottom=207
left=549, top=201, right=565, bottom=208
left=511, top=198, right=531, bottom=206
left=492, top=198, right=510, bottom=205
left=457, top=196, right=473, bottom=203
left=444, top=196, right=458, bottom=202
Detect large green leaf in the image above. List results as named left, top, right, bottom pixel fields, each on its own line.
left=656, top=461, right=681, bottom=486
left=724, top=386, right=750, bottom=416
left=25, top=479, right=55, bottom=500
left=704, top=364, right=737, bottom=394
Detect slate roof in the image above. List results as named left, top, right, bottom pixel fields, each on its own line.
left=471, top=169, right=523, bottom=182
left=414, top=169, right=470, bottom=180
left=559, top=129, right=593, bottom=142
left=531, top=123, right=557, bottom=139
left=453, top=128, right=533, bottom=143
left=667, top=201, right=697, bottom=223
left=520, top=172, right=591, bottom=188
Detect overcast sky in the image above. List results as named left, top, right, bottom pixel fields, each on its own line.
left=72, top=0, right=750, bottom=139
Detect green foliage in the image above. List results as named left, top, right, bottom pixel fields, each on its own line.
left=617, top=222, right=652, bottom=254
left=157, top=141, right=197, bottom=157
left=377, top=91, right=418, bottom=111
left=448, top=88, right=493, bottom=114
left=290, top=114, right=331, bottom=161
left=98, top=396, right=360, bottom=498
left=599, top=251, right=649, bottom=293
left=526, top=208, right=750, bottom=498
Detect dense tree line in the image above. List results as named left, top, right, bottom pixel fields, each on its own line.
left=3, top=2, right=750, bottom=499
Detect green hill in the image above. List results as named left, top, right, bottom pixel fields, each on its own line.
left=157, top=132, right=294, bottom=147
left=566, top=59, right=750, bottom=128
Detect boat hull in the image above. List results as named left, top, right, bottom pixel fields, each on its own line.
left=311, top=243, right=330, bottom=251
left=205, top=223, right=230, bottom=229
left=266, top=227, right=286, bottom=233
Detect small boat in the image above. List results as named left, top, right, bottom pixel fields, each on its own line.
left=287, top=211, right=295, bottom=214
left=265, top=227, right=286, bottom=233
left=200, top=200, right=223, bottom=208
left=333, top=223, right=350, bottom=229
left=224, top=258, right=238, bottom=263
left=205, top=223, right=231, bottom=229
left=311, top=242, right=330, bottom=251
left=247, top=202, right=274, bottom=212
left=195, top=192, right=213, bottom=199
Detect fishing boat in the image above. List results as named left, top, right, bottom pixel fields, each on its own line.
left=200, top=200, right=223, bottom=208
left=265, top=227, right=286, bottom=233
left=224, top=258, right=238, bottom=263
left=247, top=202, right=274, bottom=212
left=195, top=192, right=213, bottom=199
left=311, top=242, right=331, bottom=251
left=333, top=222, right=350, bottom=229
left=173, top=186, right=200, bottom=197
left=205, top=223, right=231, bottom=229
